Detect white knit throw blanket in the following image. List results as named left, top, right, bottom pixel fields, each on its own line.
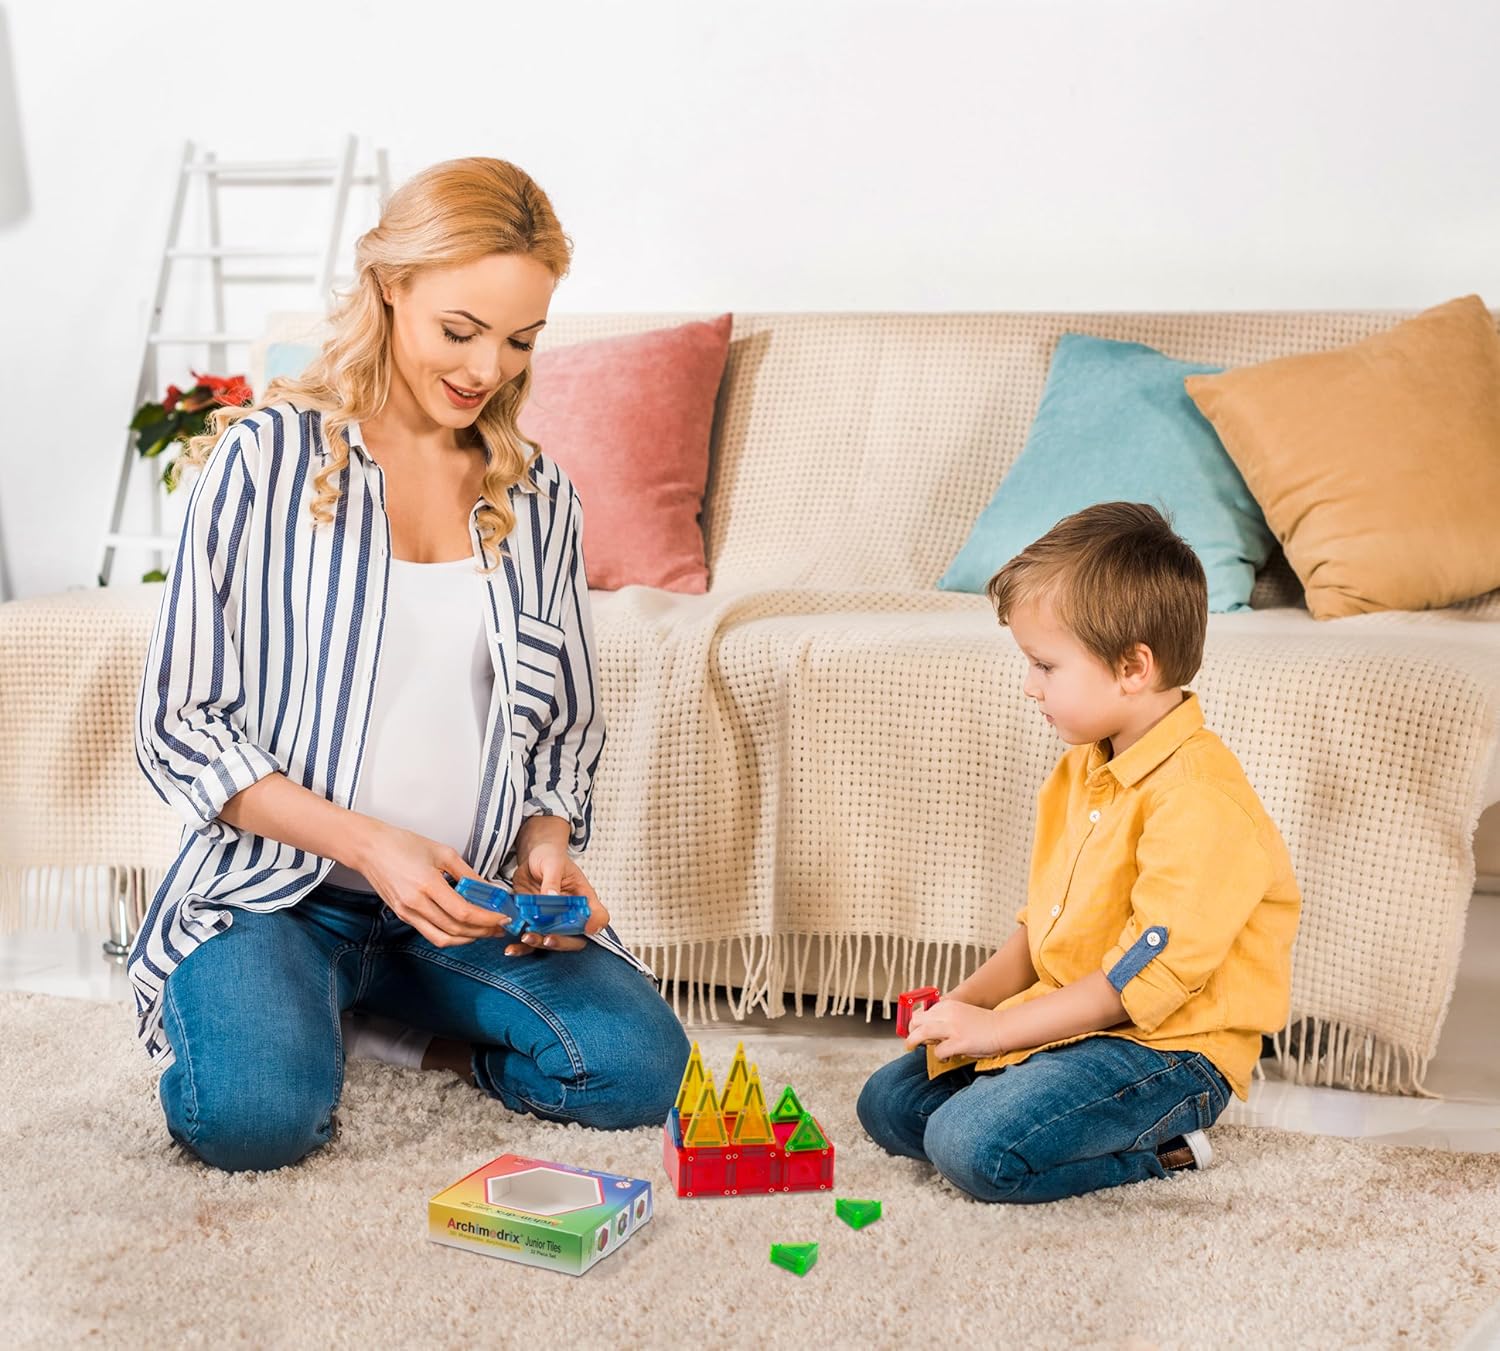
left=3, top=580, right=1496, bottom=1098
left=6, top=308, right=1500, bottom=1097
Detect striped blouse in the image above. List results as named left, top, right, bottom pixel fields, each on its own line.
left=127, top=402, right=649, bottom=1065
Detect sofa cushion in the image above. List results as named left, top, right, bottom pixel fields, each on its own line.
left=263, top=340, right=316, bottom=389
left=518, top=314, right=733, bottom=593
left=937, top=333, right=1278, bottom=612
left=1184, top=293, right=1500, bottom=620
left=257, top=307, right=1493, bottom=603
left=257, top=319, right=734, bottom=594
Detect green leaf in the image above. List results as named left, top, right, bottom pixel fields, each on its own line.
left=135, top=418, right=174, bottom=457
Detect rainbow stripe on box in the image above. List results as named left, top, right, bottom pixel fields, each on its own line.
left=428, top=1153, right=652, bottom=1276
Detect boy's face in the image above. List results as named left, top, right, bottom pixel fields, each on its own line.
left=1008, top=596, right=1144, bottom=746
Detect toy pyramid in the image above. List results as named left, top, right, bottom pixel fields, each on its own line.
left=662, top=1040, right=836, bottom=1198
left=683, top=1080, right=729, bottom=1147
left=674, top=1043, right=707, bottom=1114
left=720, top=1042, right=752, bottom=1114
left=729, top=1068, right=775, bottom=1146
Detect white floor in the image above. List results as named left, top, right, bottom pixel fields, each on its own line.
left=4, top=890, right=1497, bottom=1152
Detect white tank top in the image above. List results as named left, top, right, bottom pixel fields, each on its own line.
left=324, top=556, right=492, bottom=892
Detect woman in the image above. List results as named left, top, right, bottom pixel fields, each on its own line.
left=127, top=157, right=690, bottom=1173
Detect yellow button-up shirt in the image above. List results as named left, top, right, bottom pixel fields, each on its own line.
left=927, top=690, right=1300, bottom=1100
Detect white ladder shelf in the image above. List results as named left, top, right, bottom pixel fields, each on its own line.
left=98, top=134, right=390, bottom=586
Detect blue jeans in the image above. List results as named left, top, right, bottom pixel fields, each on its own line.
left=157, top=880, right=691, bottom=1173
left=856, top=1035, right=1231, bottom=1204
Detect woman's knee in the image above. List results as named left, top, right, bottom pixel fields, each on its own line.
left=506, top=979, right=691, bottom=1131
left=155, top=918, right=344, bottom=1172
left=575, top=1000, right=691, bottom=1130
left=159, top=1060, right=335, bottom=1173
left=157, top=983, right=341, bottom=1174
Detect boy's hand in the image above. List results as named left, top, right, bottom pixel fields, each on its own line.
left=903, top=999, right=1007, bottom=1060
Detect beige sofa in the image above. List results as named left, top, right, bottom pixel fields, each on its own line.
left=2, top=308, right=1497, bottom=1099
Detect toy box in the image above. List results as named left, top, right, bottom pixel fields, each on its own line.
left=429, top=1153, right=652, bottom=1275
left=662, top=1041, right=835, bottom=1197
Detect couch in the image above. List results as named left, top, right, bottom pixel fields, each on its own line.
left=2, top=307, right=1497, bottom=1097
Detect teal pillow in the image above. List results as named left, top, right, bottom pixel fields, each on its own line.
left=937, top=333, right=1277, bottom=612
left=263, top=341, right=317, bottom=388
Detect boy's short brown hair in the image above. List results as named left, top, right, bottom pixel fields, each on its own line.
left=985, top=501, right=1208, bottom=688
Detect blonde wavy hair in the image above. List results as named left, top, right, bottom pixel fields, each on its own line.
left=176, top=157, right=573, bottom=574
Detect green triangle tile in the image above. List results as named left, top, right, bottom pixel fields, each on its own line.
left=769, top=1242, right=819, bottom=1276
left=784, top=1110, right=828, bottom=1152
left=770, top=1084, right=806, bottom=1123
left=835, top=1197, right=883, bottom=1230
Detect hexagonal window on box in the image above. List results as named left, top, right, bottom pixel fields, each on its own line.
left=486, top=1166, right=605, bottom=1215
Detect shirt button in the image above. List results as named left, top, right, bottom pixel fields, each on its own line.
left=1146, top=931, right=1161, bottom=947
left=1088, top=809, right=1101, bottom=823
left=1050, top=904, right=1061, bottom=917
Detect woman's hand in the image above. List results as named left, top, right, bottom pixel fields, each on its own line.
left=506, top=833, right=610, bottom=959
left=348, top=817, right=512, bottom=950
left=903, top=997, right=1008, bottom=1060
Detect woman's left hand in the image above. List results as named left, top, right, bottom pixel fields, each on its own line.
left=505, top=840, right=611, bottom=958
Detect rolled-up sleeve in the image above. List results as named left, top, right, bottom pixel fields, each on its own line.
left=132, top=420, right=281, bottom=845
left=1102, top=780, right=1271, bottom=1033
left=521, top=492, right=608, bottom=855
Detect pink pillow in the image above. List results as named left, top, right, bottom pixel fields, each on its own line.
left=517, top=313, right=732, bottom=592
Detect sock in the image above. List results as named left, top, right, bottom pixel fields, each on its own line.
left=340, top=1010, right=434, bottom=1070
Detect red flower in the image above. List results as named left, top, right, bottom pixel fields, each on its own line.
left=214, top=375, right=254, bottom=407
left=163, top=383, right=183, bottom=413
left=186, top=369, right=254, bottom=408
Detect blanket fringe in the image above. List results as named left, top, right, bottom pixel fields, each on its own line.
left=636, top=933, right=1440, bottom=1097
left=636, top=931, right=995, bottom=1027
left=0, top=875, right=1442, bottom=1099
left=1, top=865, right=161, bottom=938
left=1264, top=1014, right=1438, bottom=1099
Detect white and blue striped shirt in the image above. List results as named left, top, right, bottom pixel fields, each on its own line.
left=128, top=401, right=647, bottom=1065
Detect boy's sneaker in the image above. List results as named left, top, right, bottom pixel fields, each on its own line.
left=1156, top=1129, right=1213, bottom=1172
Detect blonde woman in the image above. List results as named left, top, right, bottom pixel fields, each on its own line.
left=128, top=158, right=691, bottom=1172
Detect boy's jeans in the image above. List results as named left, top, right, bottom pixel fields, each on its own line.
left=857, top=1035, right=1232, bottom=1203
left=157, top=880, right=691, bottom=1173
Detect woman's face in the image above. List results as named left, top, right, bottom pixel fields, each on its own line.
left=380, top=252, right=556, bottom=431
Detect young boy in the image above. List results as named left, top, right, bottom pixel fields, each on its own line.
left=857, top=501, right=1300, bottom=1204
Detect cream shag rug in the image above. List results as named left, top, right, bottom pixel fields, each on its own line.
left=3, top=991, right=1498, bottom=1350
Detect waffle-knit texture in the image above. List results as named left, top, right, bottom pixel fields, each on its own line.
left=3, top=309, right=1497, bottom=1096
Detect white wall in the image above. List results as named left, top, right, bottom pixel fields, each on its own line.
left=1, top=0, right=1498, bottom=598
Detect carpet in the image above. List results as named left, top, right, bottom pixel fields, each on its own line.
left=3, top=990, right=1498, bottom=1350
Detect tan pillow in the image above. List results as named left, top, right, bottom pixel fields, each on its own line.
left=1184, top=294, right=1500, bottom=619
